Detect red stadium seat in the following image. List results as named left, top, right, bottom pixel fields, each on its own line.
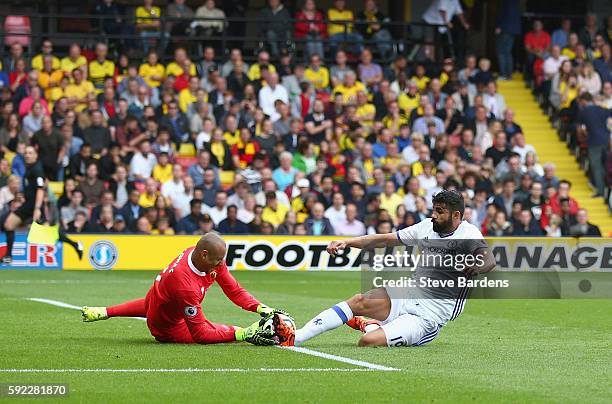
left=174, top=157, right=197, bottom=172
left=3, top=15, right=31, bottom=47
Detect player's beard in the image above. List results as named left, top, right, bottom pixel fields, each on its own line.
left=432, top=217, right=452, bottom=234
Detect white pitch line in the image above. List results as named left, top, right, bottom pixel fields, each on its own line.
left=0, top=368, right=376, bottom=373
left=27, top=297, right=400, bottom=372
left=277, top=346, right=399, bottom=371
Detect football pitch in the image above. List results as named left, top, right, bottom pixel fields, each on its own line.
left=0, top=270, right=610, bottom=403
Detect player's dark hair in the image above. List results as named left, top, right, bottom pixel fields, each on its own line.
left=432, top=189, right=465, bottom=217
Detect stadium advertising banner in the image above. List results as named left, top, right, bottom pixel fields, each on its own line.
left=61, top=235, right=610, bottom=272
left=0, top=233, right=62, bottom=270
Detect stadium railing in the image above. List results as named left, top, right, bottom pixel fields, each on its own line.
left=0, top=12, right=449, bottom=65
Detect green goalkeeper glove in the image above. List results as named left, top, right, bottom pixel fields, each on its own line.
left=235, top=318, right=275, bottom=346
left=257, top=304, right=291, bottom=319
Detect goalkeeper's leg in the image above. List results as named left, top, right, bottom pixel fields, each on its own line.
left=294, top=288, right=391, bottom=346
left=82, top=298, right=147, bottom=322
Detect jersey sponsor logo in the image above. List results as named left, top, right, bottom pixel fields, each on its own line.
left=88, top=240, right=118, bottom=270
left=184, top=306, right=197, bottom=317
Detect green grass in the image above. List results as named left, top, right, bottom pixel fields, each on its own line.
left=0, top=270, right=610, bottom=403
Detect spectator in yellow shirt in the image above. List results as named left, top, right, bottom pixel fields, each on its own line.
left=38, top=55, right=64, bottom=103
left=381, top=100, right=409, bottom=136
left=262, top=191, right=289, bottom=229
left=139, top=50, right=165, bottom=88
left=89, top=42, right=115, bottom=94
left=559, top=74, right=579, bottom=110
left=31, top=39, right=60, bottom=71
left=152, top=152, right=173, bottom=184
left=304, top=53, right=330, bottom=91
left=60, top=43, right=87, bottom=79
left=327, top=0, right=363, bottom=55
left=135, top=0, right=168, bottom=55
left=64, top=69, right=95, bottom=112
left=411, top=63, right=430, bottom=92
left=138, top=178, right=160, bottom=208
left=379, top=180, right=403, bottom=221
left=354, top=90, right=375, bottom=129
left=178, top=76, right=200, bottom=113
left=332, top=70, right=366, bottom=105
left=247, top=51, right=277, bottom=81
left=165, top=47, right=197, bottom=77
left=397, top=80, right=420, bottom=114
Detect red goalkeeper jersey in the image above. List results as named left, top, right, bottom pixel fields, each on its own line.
left=146, top=246, right=261, bottom=344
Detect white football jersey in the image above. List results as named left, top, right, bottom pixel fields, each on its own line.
left=395, top=219, right=487, bottom=325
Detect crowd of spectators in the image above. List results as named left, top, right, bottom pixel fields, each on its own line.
left=0, top=1, right=609, bottom=238
left=510, top=12, right=611, bottom=206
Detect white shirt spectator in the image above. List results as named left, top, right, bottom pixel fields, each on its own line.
left=129, top=152, right=157, bottom=179
left=542, top=55, right=568, bottom=79
left=483, top=93, right=506, bottom=120
left=172, top=189, right=194, bottom=219
left=324, top=205, right=346, bottom=228
left=402, top=145, right=419, bottom=165
left=237, top=209, right=255, bottom=224
left=204, top=205, right=228, bottom=226
left=417, top=174, right=437, bottom=195
left=334, top=218, right=366, bottom=236
left=161, top=178, right=185, bottom=202
left=423, top=0, right=463, bottom=33
left=255, top=190, right=290, bottom=208
left=195, top=130, right=212, bottom=151
left=512, top=144, right=537, bottom=164
left=403, top=194, right=417, bottom=212
left=227, top=193, right=246, bottom=210
left=258, top=84, right=288, bottom=121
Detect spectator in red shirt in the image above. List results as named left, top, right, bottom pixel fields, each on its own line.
left=548, top=179, right=579, bottom=216
left=294, top=0, right=327, bottom=61
left=524, top=19, right=551, bottom=80
left=232, top=128, right=261, bottom=169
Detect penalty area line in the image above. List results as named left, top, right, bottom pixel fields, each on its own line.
left=27, top=297, right=400, bottom=372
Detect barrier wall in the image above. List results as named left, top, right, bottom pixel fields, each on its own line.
left=64, top=235, right=611, bottom=271
left=1, top=234, right=609, bottom=271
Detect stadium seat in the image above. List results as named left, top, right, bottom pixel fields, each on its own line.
left=48, top=181, right=64, bottom=198
left=220, top=170, right=235, bottom=188
left=178, top=143, right=196, bottom=157
left=3, top=16, right=31, bottom=47
left=174, top=157, right=197, bottom=172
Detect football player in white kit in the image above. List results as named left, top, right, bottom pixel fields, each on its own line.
left=285, top=190, right=496, bottom=347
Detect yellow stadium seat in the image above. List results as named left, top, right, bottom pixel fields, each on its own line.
left=220, top=170, right=235, bottom=187
left=48, top=181, right=64, bottom=198
left=178, top=143, right=196, bottom=157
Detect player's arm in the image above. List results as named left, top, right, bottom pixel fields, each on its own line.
left=177, top=290, right=272, bottom=345
left=464, top=246, right=496, bottom=276
left=327, top=232, right=403, bottom=255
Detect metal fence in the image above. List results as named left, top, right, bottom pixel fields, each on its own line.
left=0, top=12, right=449, bottom=64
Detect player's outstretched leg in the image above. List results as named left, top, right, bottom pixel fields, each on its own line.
left=82, top=298, right=147, bottom=322
left=294, top=288, right=391, bottom=346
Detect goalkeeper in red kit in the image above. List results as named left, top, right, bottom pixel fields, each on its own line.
left=81, top=233, right=289, bottom=346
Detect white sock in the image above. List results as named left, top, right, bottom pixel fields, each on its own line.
left=294, top=301, right=353, bottom=346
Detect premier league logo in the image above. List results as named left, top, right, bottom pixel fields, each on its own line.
left=88, top=240, right=118, bottom=270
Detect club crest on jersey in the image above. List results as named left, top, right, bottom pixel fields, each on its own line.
left=184, top=306, right=197, bottom=317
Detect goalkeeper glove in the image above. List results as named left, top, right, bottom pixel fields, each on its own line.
left=235, top=318, right=275, bottom=346
left=257, top=304, right=292, bottom=319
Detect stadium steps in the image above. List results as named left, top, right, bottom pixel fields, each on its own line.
left=497, top=74, right=612, bottom=236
